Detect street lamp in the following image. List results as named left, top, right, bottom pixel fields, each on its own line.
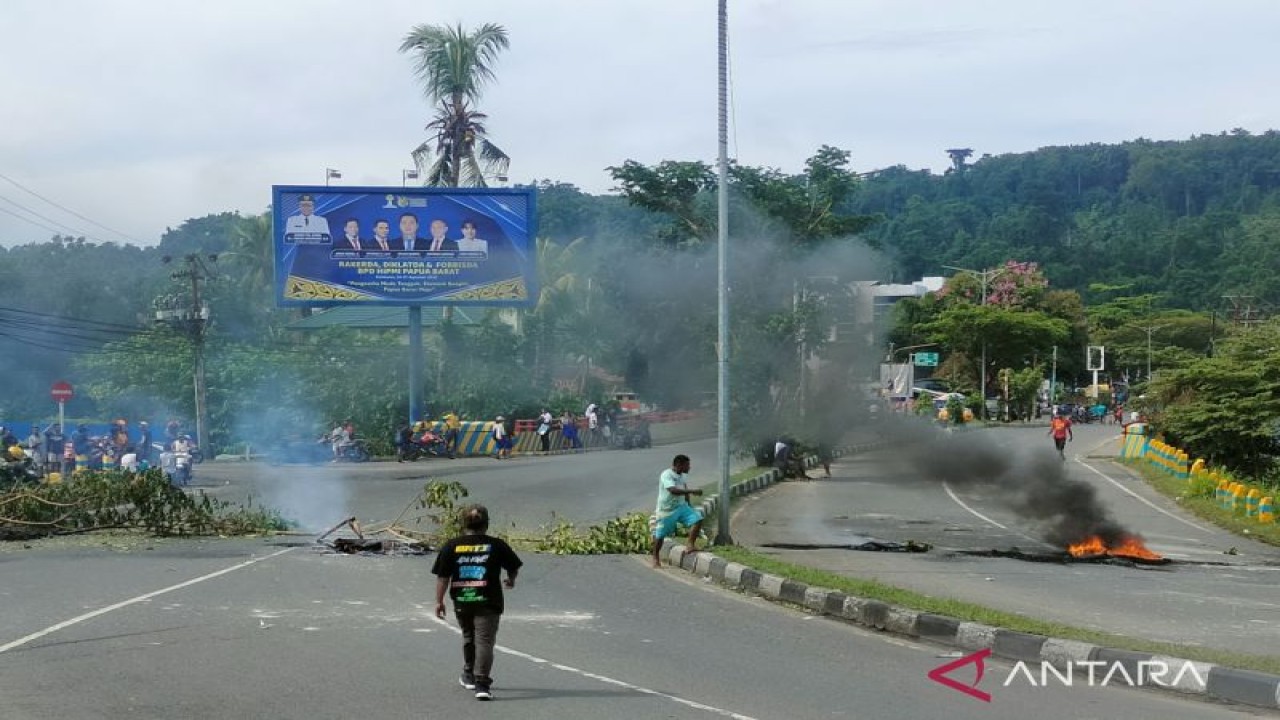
left=942, top=264, right=1012, bottom=419
left=1138, top=323, right=1167, bottom=381
left=889, top=342, right=938, bottom=363
left=402, top=169, right=419, bottom=187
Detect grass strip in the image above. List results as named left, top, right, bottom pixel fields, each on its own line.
left=709, top=545, right=1280, bottom=674
left=1122, top=460, right=1280, bottom=547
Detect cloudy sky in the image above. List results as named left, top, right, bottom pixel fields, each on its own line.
left=3, top=0, right=1279, bottom=246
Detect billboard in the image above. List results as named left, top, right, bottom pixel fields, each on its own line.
left=272, top=185, right=537, bottom=307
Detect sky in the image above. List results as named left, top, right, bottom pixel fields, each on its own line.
left=3, top=0, right=1280, bottom=246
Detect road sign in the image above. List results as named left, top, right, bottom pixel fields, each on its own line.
left=50, top=380, right=74, bottom=403
left=1087, top=346, right=1105, bottom=371
left=914, top=352, right=940, bottom=367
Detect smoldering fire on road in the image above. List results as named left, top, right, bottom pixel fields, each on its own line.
left=893, top=424, right=1164, bottom=561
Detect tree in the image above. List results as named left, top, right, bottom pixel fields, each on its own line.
left=1151, top=318, right=1280, bottom=475
left=400, top=23, right=511, bottom=187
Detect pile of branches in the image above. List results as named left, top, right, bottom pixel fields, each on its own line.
left=536, top=512, right=653, bottom=555
left=0, top=469, right=289, bottom=540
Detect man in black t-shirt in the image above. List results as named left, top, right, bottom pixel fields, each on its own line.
left=432, top=504, right=523, bottom=701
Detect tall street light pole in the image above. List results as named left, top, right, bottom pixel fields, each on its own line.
left=942, top=264, right=1009, bottom=420
left=714, top=0, right=732, bottom=545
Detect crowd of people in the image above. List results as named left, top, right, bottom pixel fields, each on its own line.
left=392, top=402, right=645, bottom=462
left=2, top=418, right=198, bottom=483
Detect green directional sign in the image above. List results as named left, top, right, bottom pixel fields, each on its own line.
left=914, top=352, right=939, bottom=367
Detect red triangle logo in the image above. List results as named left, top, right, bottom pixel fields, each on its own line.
left=927, top=648, right=992, bottom=702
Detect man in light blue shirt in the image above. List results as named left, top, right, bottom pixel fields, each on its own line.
left=651, top=454, right=703, bottom=568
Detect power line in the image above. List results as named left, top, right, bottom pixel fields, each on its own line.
left=0, top=171, right=142, bottom=244
left=0, top=204, right=64, bottom=238
left=0, top=193, right=106, bottom=242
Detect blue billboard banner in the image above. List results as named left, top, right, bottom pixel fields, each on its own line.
left=271, top=185, right=537, bottom=307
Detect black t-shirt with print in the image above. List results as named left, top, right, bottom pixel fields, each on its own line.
left=431, top=533, right=523, bottom=614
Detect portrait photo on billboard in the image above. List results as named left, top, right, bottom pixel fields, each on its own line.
left=272, top=185, right=537, bottom=307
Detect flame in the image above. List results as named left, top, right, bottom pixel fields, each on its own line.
left=1067, top=534, right=1163, bottom=561
left=1067, top=536, right=1107, bottom=557
left=1108, top=535, right=1163, bottom=561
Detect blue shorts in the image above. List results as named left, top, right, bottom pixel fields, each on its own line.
left=652, top=504, right=703, bottom=540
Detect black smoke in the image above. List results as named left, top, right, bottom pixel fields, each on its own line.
left=899, top=422, right=1132, bottom=548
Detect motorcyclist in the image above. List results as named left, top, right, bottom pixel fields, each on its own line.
left=171, top=434, right=193, bottom=484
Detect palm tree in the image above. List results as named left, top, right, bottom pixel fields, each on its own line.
left=400, top=23, right=511, bottom=188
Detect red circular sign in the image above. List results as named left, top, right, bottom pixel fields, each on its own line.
left=51, top=381, right=74, bottom=402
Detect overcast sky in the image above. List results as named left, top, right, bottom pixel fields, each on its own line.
left=3, top=0, right=1279, bottom=246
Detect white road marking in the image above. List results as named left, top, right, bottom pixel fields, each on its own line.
left=941, top=481, right=1008, bottom=529
left=429, top=615, right=759, bottom=719
left=0, top=547, right=295, bottom=655
left=1074, top=458, right=1212, bottom=533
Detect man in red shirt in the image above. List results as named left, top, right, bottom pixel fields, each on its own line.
left=1048, top=413, right=1073, bottom=459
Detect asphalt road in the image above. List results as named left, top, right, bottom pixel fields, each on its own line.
left=192, top=437, right=728, bottom=533
left=736, top=423, right=1280, bottom=656
left=0, top=435, right=1266, bottom=718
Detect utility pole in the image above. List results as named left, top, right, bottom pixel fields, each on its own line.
left=1138, top=324, right=1166, bottom=381
left=156, top=254, right=215, bottom=459
left=942, top=264, right=1010, bottom=420
left=1049, top=346, right=1057, bottom=411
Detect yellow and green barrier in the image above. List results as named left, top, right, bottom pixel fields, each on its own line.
left=1135, top=431, right=1276, bottom=524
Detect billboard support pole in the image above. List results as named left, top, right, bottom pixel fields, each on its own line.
left=408, top=305, right=423, bottom=424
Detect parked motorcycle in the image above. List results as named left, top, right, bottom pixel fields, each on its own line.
left=616, top=421, right=652, bottom=450
left=398, top=431, right=451, bottom=461
left=0, top=456, right=41, bottom=489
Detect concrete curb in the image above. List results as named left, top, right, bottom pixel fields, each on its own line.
left=670, top=441, right=1280, bottom=711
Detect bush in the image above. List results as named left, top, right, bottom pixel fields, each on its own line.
left=0, top=469, right=289, bottom=539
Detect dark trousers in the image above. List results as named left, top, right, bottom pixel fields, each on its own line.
left=539, top=432, right=550, bottom=452
left=457, top=611, right=501, bottom=685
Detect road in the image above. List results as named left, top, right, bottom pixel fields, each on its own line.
left=0, top=435, right=1264, bottom=719
left=736, top=423, right=1280, bottom=656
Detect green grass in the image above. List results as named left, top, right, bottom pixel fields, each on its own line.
left=1124, top=460, right=1280, bottom=547
left=709, top=545, right=1280, bottom=674
left=692, top=464, right=773, bottom=498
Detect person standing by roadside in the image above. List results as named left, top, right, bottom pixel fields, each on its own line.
left=560, top=410, right=581, bottom=451
left=650, top=454, right=704, bottom=568
left=137, top=421, right=153, bottom=467
left=585, top=403, right=600, bottom=446
left=25, top=424, right=42, bottom=470
left=433, top=504, right=522, bottom=701
left=1049, top=412, right=1073, bottom=460
left=490, top=415, right=510, bottom=460
left=442, top=411, right=461, bottom=459
left=43, top=423, right=64, bottom=477
left=536, top=408, right=553, bottom=453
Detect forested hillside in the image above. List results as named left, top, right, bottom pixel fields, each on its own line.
left=850, top=129, right=1280, bottom=309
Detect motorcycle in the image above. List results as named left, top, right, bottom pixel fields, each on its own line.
left=333, top=438, right=371, bottom=462
left=173, top=450, right=193, bottom=485
left=0, top=456, right=41, bottom=489
left=398, top=431, right=451, bottom=461
left=616, top=421, right=652, bottom=450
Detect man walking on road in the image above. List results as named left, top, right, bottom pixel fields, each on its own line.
left=651, top=454, right=704, bottom=568
left=1049, top=412, right=1073, bottom=459
left=433, top=505, right=523, bottom=702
